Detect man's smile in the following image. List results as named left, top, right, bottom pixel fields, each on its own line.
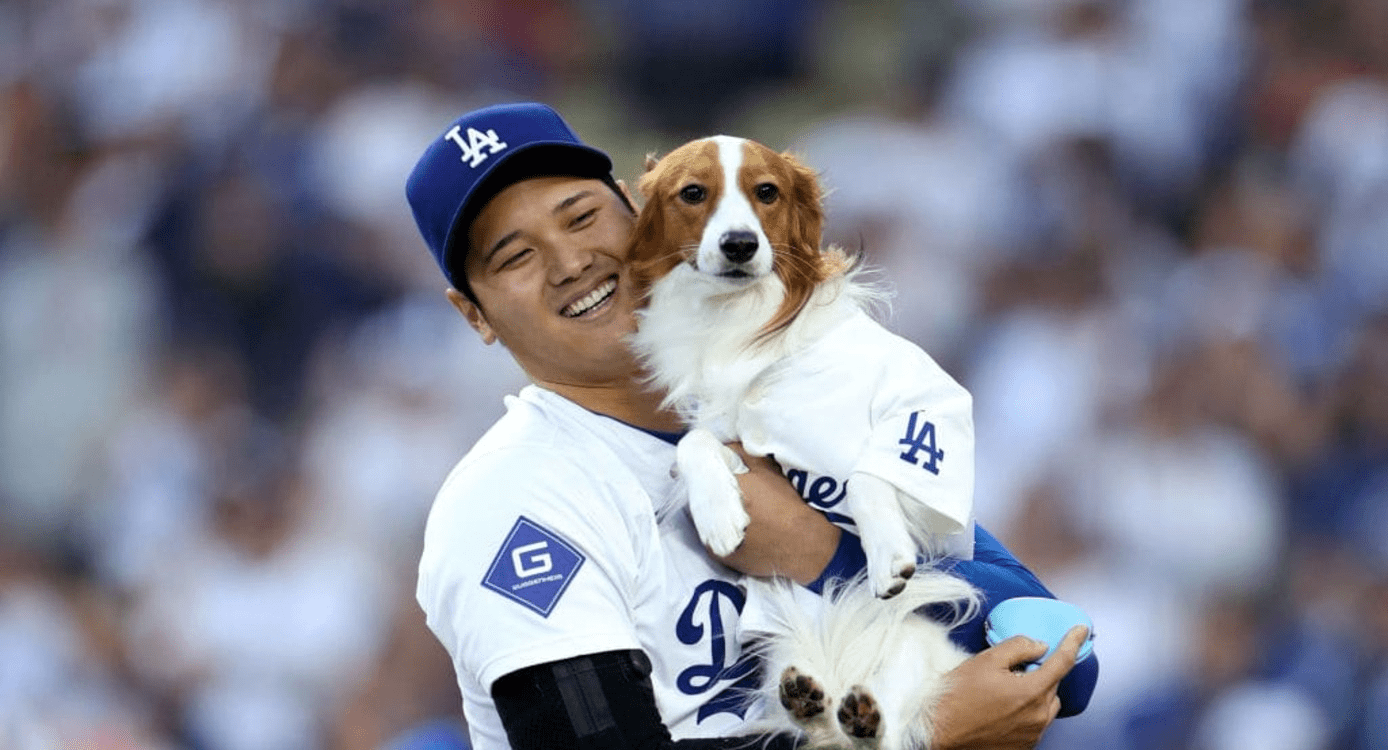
left=561, top=275, right=619, bottom=318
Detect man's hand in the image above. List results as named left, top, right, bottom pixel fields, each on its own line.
left=932, top=625, right=1090, bottom=749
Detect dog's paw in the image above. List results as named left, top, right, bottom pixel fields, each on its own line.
left=779, top=667, right=829, bottom=722
left=680, top=432, right=750, bottom=557
left=689, top=485, right=749, bottom=556
left=836, top=685, right=881, bottom=740
left=861, top=523, right=917, bottom=598
left=868, top=553, right=916, bottom=599
left=845, top=475, right=918, bottom=599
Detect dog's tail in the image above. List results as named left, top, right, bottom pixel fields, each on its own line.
left=739, top=570, right=979, bottom=742
left=752, top=570, right=978, bottom=669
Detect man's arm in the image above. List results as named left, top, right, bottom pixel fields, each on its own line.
left=485, top=452, right=845, bottom=750
left=715, top=446, right=841, bottom=585
left=489, top=628, right=1090, bottom=750
left=492, top=649, right=798, bottom=750
left=723, top=450, right=1085, bottom=748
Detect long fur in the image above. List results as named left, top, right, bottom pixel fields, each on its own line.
left=743, top=573, right=979, bottom=750
left=627, top=136, right=979, bottom=749
left=635, top=262, right=882, bottom=429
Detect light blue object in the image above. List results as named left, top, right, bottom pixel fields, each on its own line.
left=381, top=718, right=471, bottom=750
left=984, top=597, right=1095, bottom=669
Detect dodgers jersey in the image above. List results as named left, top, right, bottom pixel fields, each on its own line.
left=417, top=386, right=761, bottom=750
left=735, top=305, right=976, bottom=555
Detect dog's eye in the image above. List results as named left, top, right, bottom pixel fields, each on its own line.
left=679, top=184, right=706, bottom=204
left=755, top=183, right=779, bottom=204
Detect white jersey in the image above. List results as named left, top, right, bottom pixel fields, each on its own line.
left=736, top=306, right=976, bottom=555
left=417, top=386, right=761, bottom=750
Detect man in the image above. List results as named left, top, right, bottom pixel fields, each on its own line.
left=406, top=102, right=1090, bottom=750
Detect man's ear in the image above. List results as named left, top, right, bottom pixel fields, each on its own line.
left=616, top=178, right=636, bottom=209
left=446, top=288, right=496, bottom=345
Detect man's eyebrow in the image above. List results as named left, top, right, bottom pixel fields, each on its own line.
left=554, top=190, right=594, bottom=215
left=483, top=190, right=595, bottom=265
left=483, top=230, right=523, bottom=265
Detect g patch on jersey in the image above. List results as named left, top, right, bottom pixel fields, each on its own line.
left=483, top=516, right=585, bottom=617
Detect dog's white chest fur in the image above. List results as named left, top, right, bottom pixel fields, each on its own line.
left=631, top=266, right=853, bottom=438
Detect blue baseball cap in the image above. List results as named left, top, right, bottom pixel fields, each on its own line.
left=406, top=102, right=615, bottom=299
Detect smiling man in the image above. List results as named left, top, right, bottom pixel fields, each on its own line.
left=405, top=102, right=1088, bottom=750
left=450, top=174, right=663, bottom=428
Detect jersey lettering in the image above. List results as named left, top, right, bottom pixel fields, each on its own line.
left=444, top=125, right=508, bottom=168
left=675, top=580, right=759, bottom=722
left=898, top=411, right=944, bottom=474
left=784, top=467, right=854, bottom=526
left=511, top=541, right=553, bottom=577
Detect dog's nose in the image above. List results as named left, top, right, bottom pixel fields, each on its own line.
left=719, top=230, right=758, bottom=264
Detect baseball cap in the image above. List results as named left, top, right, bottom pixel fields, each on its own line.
left=406, top=102, right=615, bottom=298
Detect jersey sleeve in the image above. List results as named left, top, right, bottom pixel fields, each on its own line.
left=852, top=343, right=976, bottom=541
left=417, top=447, right=649, bottom=692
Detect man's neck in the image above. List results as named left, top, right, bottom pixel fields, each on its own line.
left=542, top=379, right=685, bottom=434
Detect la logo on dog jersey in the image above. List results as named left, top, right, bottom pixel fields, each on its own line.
left=483, top=516, right=584, bottom=617
left=444, top=124, right=508, bottom=168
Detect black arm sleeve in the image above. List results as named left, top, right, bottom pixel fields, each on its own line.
left=491, top=649, right=799, bottom=750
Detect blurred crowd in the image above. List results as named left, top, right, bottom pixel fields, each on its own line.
left=0, top=0, right=1385, bottom=749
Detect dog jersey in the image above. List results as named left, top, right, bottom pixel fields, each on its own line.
left=417, top=386, right=761, bottom=750
left=735, top=305, right=975, bottom=555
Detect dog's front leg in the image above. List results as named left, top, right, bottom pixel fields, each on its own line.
left=846, top=472, right=917, bottom=598
left=677, top=428, right=751, bottom=557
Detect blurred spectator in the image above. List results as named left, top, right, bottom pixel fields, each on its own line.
left=332, top=592, right=466, bottom=750
left=121, top=429, right=392, bottom=750
left=0, top=142, right=160, bottom=549
left=0, top=542, right=170, bottom=749
left=602, top=0, right=822, bottom=136
left=143, top=156, right=395, bottom=418
left=77, top=343, right=247, bottom=593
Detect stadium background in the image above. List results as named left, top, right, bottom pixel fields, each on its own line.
left=1, top=0, right=1386, bottom=748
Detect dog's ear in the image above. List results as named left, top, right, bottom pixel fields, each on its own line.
left=781, top=154, right=852, bottom=280
left=644, top=152, right=660, bottom=172
left=781, top=150, right=825, bottom=258
left=637, top=162, right=661, bottom=200
left=756, top=150, right=847, bottom=343
left=627, top=171, right=667, bottom=299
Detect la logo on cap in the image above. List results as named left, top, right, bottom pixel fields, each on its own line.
left=445, top=125, right=508, bottom=168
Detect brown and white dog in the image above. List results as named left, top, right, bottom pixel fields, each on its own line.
left=627, top=136, right=981, bottom=748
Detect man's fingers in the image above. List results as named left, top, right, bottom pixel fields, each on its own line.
left=983, top=635, right=1051, bottom=670
left=1034, top=625, right=1089, bottom=684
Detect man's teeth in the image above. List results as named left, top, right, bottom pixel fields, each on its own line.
left=563, top=279, right=617, bottom=317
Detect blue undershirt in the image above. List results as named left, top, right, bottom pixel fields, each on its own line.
left=808, top=526, right=1098, bottom=717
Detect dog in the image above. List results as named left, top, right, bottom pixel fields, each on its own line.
left=627, top=135, right=977, bottom=595
left=627, top=135, right=983, bottom=748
